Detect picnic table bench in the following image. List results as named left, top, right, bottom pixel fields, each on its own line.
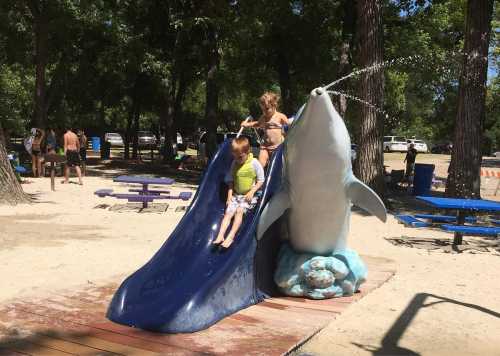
left=395, top=214, right=430, bottom=228
left=414, top=214, right=477, bottom=223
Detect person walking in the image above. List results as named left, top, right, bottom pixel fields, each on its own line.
left=404, top=143, right=418, bottom=181
left=62, top=128, right=83, bottom=185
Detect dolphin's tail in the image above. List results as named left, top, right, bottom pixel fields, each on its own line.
left=106, top=141, right=284, bottom=333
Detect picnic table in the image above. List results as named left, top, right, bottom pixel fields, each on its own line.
left=99, top=175, right=190, bottom=209
left=113, top=175, right=174, bottom=193
left=416, top=196, right=500, bottom=245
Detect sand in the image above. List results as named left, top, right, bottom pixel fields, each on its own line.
left=0, top=174, right=196, bottom=303
left=1, top=153, right=500, bottom=355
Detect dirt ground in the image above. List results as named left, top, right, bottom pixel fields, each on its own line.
left=1, top=152, right=500, bottom=355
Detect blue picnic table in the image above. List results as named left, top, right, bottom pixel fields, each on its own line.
left=416, top=196, right=500, bottom=245
left=112, top=175, right=175, bottom=208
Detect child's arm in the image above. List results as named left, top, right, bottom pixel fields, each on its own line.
left=280, top=113, right=291, bottom=126
left=226, top=182, right=234, bottom=206
left=244, top=160, right=265, bottom=202
left=244, top=180, right=264, bottom=202
left=241, top=118, right=260, bottom=128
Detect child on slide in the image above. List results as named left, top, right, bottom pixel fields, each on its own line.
left=213, top=136, right=265, bottom=248
left=241, top=92, right=290, bottom=168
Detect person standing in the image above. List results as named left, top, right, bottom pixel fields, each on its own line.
left=46, top=127, right=57, bottom=154
left=404, top=143, right=418, bottom=180
left=62, top=128, right=83, bottom=185
left=31, top=128, right=45, bottom=177
left=77, top=129, right=88, bottom=176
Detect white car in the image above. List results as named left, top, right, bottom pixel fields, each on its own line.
left=406, top=139, right=428, bottom=153
left=104, top=132, right=124, bottom=147
left=383, top=136, right=407, bottom=152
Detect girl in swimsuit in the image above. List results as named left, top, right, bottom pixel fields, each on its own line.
left=31, top=128, right=45, bottom=177
left=241, top=92, right=290, bottom=168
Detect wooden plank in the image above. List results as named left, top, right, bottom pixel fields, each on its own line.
left=0, top=348, right=30, bottom=355
left=267, top=297, right=352, bottom=313
left=0, top=255, right=396, bottom=356
left=6, top=309, right=191, bottom=355
left=31, top=333, right=116, bottom=356
left=1, top=340, right=72, bottom=356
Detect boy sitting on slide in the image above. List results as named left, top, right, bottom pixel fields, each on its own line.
left=213, top=136, right=265, bottom=248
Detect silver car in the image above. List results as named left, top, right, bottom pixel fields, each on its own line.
left=138, top=131, right=157, bottom=148
left=104, top=132, right=124, bottom=147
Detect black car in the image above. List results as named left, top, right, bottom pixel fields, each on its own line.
left=431, top=142, right=453, bottom=154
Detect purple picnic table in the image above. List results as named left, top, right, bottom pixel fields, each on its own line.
left=113, top=175, right=175, bottom=208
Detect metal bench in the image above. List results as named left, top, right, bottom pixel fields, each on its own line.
left=414, top=214, right=477, bottom=223
left=112, top=192, right=192, bottom=207
left=440, top=224, right=500, bottom=236
left=395, top=215, right=430, bottom=228
left=129, top=188, right=170, bottom=195
left=94, top=189, right=114, bottom=197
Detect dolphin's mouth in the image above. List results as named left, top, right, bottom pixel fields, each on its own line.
left=315, top=87, right=325, bottom=96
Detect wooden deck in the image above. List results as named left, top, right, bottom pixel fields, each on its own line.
left=0, top=256, right=395, bottom=355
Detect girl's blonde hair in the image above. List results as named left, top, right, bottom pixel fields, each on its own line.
left=259, top=92, right=280, bottom=109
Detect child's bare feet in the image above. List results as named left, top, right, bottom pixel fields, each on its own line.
left=212, top=235, right=224, bottom=245
left=221, top=236, right=235, bottom=248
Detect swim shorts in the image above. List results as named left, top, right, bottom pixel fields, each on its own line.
left=226, top=194, right=258, bottom=215
left=66, top=150, right=81, bottom=167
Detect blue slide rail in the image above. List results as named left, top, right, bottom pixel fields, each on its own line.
left=107, top=140, right=284, bottom=333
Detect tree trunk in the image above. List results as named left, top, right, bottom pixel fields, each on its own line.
left=276, top=47, right=294, bottom=116
left=0, top=123, right=30, bottom=205
left=31, top=2, right=48, bottom=128
left=204, top=24, right=220, bottom=162
left=132, top=102, right=140, bottom=159
left=334, top=0, right=356, bottom=118
left=354, top=0, right=385, bottom=196
left=160, top=86, right=176, bottom=162
left=124, top=108, right=133, bottom=160
left=445, top=0, right=494, bottom=198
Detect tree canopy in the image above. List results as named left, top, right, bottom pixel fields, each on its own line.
left=0, top=0, right=498, bottom=151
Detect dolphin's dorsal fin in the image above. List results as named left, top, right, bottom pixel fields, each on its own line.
left=256, top=189, right=290, bottom=240
left=346, top=177, right=387, bottom=222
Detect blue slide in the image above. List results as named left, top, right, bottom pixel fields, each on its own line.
left=107, top=140, right=284, bottom=333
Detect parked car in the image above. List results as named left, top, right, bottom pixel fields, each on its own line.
left=138, top=131, right=157, bottom=149
left=383, top=136, right=407, bottom=152
left=197, top=131, right=260, bottom=160
left=431, top=142, right=453, bottom=154
left=406, top=138, right=428, bottom=153
left=160, top=132, right=184, bottom=151
left=104, top=132, right=124, bottom=147
left=351, top=144, right=357, bottom=161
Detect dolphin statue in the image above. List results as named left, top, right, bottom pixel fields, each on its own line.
left=257, top=87, right=387, bottom=298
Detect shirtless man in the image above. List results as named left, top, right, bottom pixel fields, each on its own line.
left=63, top=128, right=83, bottom=185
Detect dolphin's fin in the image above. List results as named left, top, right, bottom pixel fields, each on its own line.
left=346, top=177, right=387, bottom=222
left=257, top=189, right=290, bottom=240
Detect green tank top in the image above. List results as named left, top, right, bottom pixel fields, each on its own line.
left=233, top=153, right=257, bottom=195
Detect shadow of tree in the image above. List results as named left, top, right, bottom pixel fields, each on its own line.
left=352, top=293, right=500, bottom=355
left=85, top=157, right=202, bottom=186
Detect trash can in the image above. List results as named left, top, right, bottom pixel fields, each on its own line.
left=413, top=163, right=435, bottom=196
left=100, top=140, right=111, bottom=160
left=91, top=137, right=100, bottom=152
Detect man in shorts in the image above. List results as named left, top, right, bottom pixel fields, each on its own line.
left=62, top=128, right=83, bottom=185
